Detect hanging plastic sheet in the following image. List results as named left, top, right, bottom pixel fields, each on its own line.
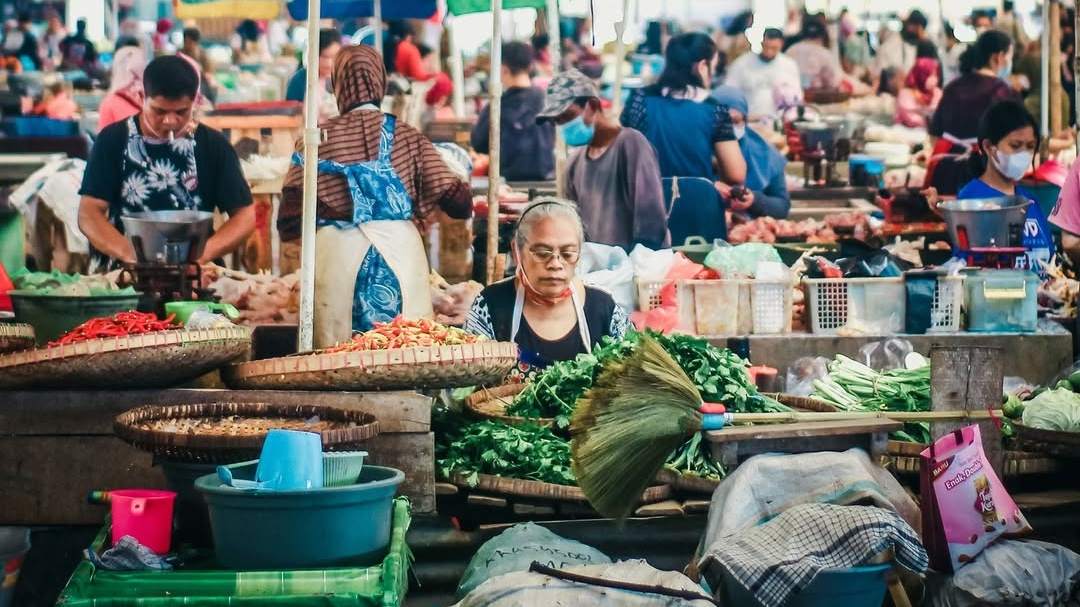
left=174, top=0, right=281, bottom=19
left=287, top=0, right=437, bottom=20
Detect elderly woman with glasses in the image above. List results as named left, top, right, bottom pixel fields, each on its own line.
left=465, top=199, right=629, bottom=373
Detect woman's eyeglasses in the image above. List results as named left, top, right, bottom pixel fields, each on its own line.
left=527, top=246, right=580, bottom=264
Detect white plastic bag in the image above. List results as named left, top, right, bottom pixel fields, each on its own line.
left=578, top=243, right=635, bottom=311
left=927, top=539, right=1080, bottom=606
left=629, top=245, right=676, bottom=282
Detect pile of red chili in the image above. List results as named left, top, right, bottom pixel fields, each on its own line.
left=48, top=311, right=180, bottom=347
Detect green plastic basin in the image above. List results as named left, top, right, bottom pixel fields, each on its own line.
left=195, top=463, right=404, bottom=570
left=9, top=291, right=140, bottom=344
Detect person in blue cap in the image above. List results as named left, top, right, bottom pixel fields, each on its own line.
left=710, top=85, right=790, bottom=219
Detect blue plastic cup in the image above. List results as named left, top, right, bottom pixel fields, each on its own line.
left=256, top=430, right=324, bottom=490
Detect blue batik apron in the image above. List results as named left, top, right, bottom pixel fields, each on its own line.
left=295, top=113, right=432, bottom=347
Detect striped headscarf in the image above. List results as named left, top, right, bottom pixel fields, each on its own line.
left=332, top=44, right=385, bottom=114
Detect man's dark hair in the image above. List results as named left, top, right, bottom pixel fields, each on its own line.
left=532, top=33, right=550, bottom=53
left=763, top=28, right=784, bottom=41
left=183, top=27, right=201, bottom=44
left=76, top=18, right=87, bottom=32
left=503, top=41, right=534, bottom=75
left=916, top=39, right=939, bottom=59
left=801, top=20, right=827, bottom=41
left=906, top=10, right=929, bottom=29
left=116, top=37, right=141, bottom=50
left=144, top=55, right=199, bottom=100
left=318, top=28, right=339, bottom=53
left=1003, top=0, right=1015, bottom=12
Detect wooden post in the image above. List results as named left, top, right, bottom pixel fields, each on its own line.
left=297, top=0, right=322, bottom=353
left=929, top=346, right=1006, bottom=479
left=449, top=17, right=466, bottom=117
left=611, top=0, right=632, bottom=118
left=546, top=0, right=568, bottom=198
left=1050, top=0, right=1063, bottom=136
left=1041, top=0, right=1051, bottom=146
left=486, top=0, right=504, bottom=284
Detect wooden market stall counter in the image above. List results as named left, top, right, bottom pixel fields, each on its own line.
left=0, top=389, right=436, bottom=526
left=721, top=320, right=1074, bottom=387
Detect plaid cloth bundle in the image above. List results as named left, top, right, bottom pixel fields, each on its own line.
left=700, top=503, right=928, bottom=607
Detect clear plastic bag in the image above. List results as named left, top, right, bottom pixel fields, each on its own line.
left=785, top=356, right=829, bottom=396
left=703, top=243, right=782, bottom=278
left=858, top=338, right=915, bottom=371
left=927, top=539, right=1080, bottom=606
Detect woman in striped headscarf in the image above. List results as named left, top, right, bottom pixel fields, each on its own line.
left=279, top=44, right=472, bottom=348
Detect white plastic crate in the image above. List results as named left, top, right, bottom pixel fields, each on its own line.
left=928, top=276, right=965, bottom=333
left=804, top=277, right=906, bottom=335
left=636, top=278, right=791, bottom=336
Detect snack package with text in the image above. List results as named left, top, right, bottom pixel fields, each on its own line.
left=920, top=425, right=1031, bottom=572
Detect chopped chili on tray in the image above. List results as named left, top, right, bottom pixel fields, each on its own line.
left=48, top=311, right=180, bottom=347
left=321, top=317, right=484, bottom=353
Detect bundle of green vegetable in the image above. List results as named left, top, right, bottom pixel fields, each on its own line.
left=436, top=420, right=576, bottom=487
left=812, top=355, right=932, bottom=443
left=664, top=433, right=725, bottom=481
left=506, top=331, right=789, bottom=428
left=1021, top=388, right=1080, bottom=432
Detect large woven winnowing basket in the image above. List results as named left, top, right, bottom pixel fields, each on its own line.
left=114, top=402, right=380, bottom=463
left=0, top=326, right=252, bottom=389
left=0, top=323, right=34, bottom=354
left=223, top=341, right=517, bottom=391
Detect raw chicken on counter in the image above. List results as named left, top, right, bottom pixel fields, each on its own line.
left=1039, top=258, right=1080, bottom=319
left=431, top=273, right=483, bottom=326
left=202, top=265, right=299, bottom=325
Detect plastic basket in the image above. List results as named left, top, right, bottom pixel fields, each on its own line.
left=55, top=498, right=412, bottom=606
left=804, top=277, right=906, bottom=335
left=637, top=278, right=791, bottom=336
left=965, top=269, right=1039, bottom=332
left=928, top=276, right=965, bottom=333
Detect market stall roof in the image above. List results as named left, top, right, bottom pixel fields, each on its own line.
left=286, top=0, right=437, bottom=20
left=174, top=0, right=281, bottom=19
left=447, top=0, right=545, bottom=15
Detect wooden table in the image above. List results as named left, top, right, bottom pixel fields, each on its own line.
left=0, top=388, right=436, bottom=525
left=705, top=419, right=901, bottom=469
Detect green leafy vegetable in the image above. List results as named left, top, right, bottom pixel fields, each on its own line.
left=506, top=330, right=789, bottom=427
left=1022, top=388, right=1080, bottom=432
left=436, top=420, right=576, bottom=486
left=811, top=354, right=931, bottom=443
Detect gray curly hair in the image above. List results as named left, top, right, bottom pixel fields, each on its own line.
left=513, top=197, right=585, bottom=250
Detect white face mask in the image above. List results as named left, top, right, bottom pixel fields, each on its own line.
left=993, top=149, right=1033, bottom=181
left=733, top=124, right=747, bottom=140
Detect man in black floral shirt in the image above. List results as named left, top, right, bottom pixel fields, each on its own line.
left=79, top=55, right=253, bottom=267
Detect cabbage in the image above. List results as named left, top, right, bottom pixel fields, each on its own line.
left=1022, top=388, right=1080, bottom=432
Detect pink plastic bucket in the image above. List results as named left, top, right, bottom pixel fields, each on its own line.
left=110, top=490, right=176, bottom=555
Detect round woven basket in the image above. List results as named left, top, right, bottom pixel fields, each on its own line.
left=762, top=393, right=839, bottom=413
left=1013, top=422, right=1080, bottom=459
left=223, top=341, right=517, bottom=391
left=115, top=402, right=380, bottom=463
left=0, top=323, right=34, bottom=354
left=450, top=472, right=671, bottom=505
left=465, top=383, right=557, bottom=427
left=0, top=326, right=252, bottom=390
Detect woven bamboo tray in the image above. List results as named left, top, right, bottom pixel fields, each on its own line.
left=1013, top=423, right=1080, bottom=460
left=655, top=468, right=721, bottom=494
left=223, top=341, right=517, bottom=391
left=449, top=472, right=671, bottom=505
left=884, top=439, right=1064, bottom=476
left=0, top=327, right=251, bottom=390
left=0, top=323, right=34, bottom=354
left=465, top=383, right=557, bottom=427
left=114, top=402, right=380, bottom=463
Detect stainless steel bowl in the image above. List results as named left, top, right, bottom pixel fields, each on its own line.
left=938, top=197, right=1031, bottom=249
left=121, top=210, right=214, bottom=263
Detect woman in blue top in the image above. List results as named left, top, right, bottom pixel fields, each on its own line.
left=710, top=85, right=790, bottom=218
left=956, top=100, right=1053, bottom=273
left=621, top=32, right=747, bottom=189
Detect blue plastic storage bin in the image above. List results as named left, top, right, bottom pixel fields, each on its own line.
left=2, top=117, right=78, bottom=137
left=964, top=269, right=1038, bottom=332
left=195, top=463, right=404, bottom=570
left=719, top=563, right=891, bottom=607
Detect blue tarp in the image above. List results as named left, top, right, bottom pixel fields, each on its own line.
left=286, top=0, right=437, bottom=19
